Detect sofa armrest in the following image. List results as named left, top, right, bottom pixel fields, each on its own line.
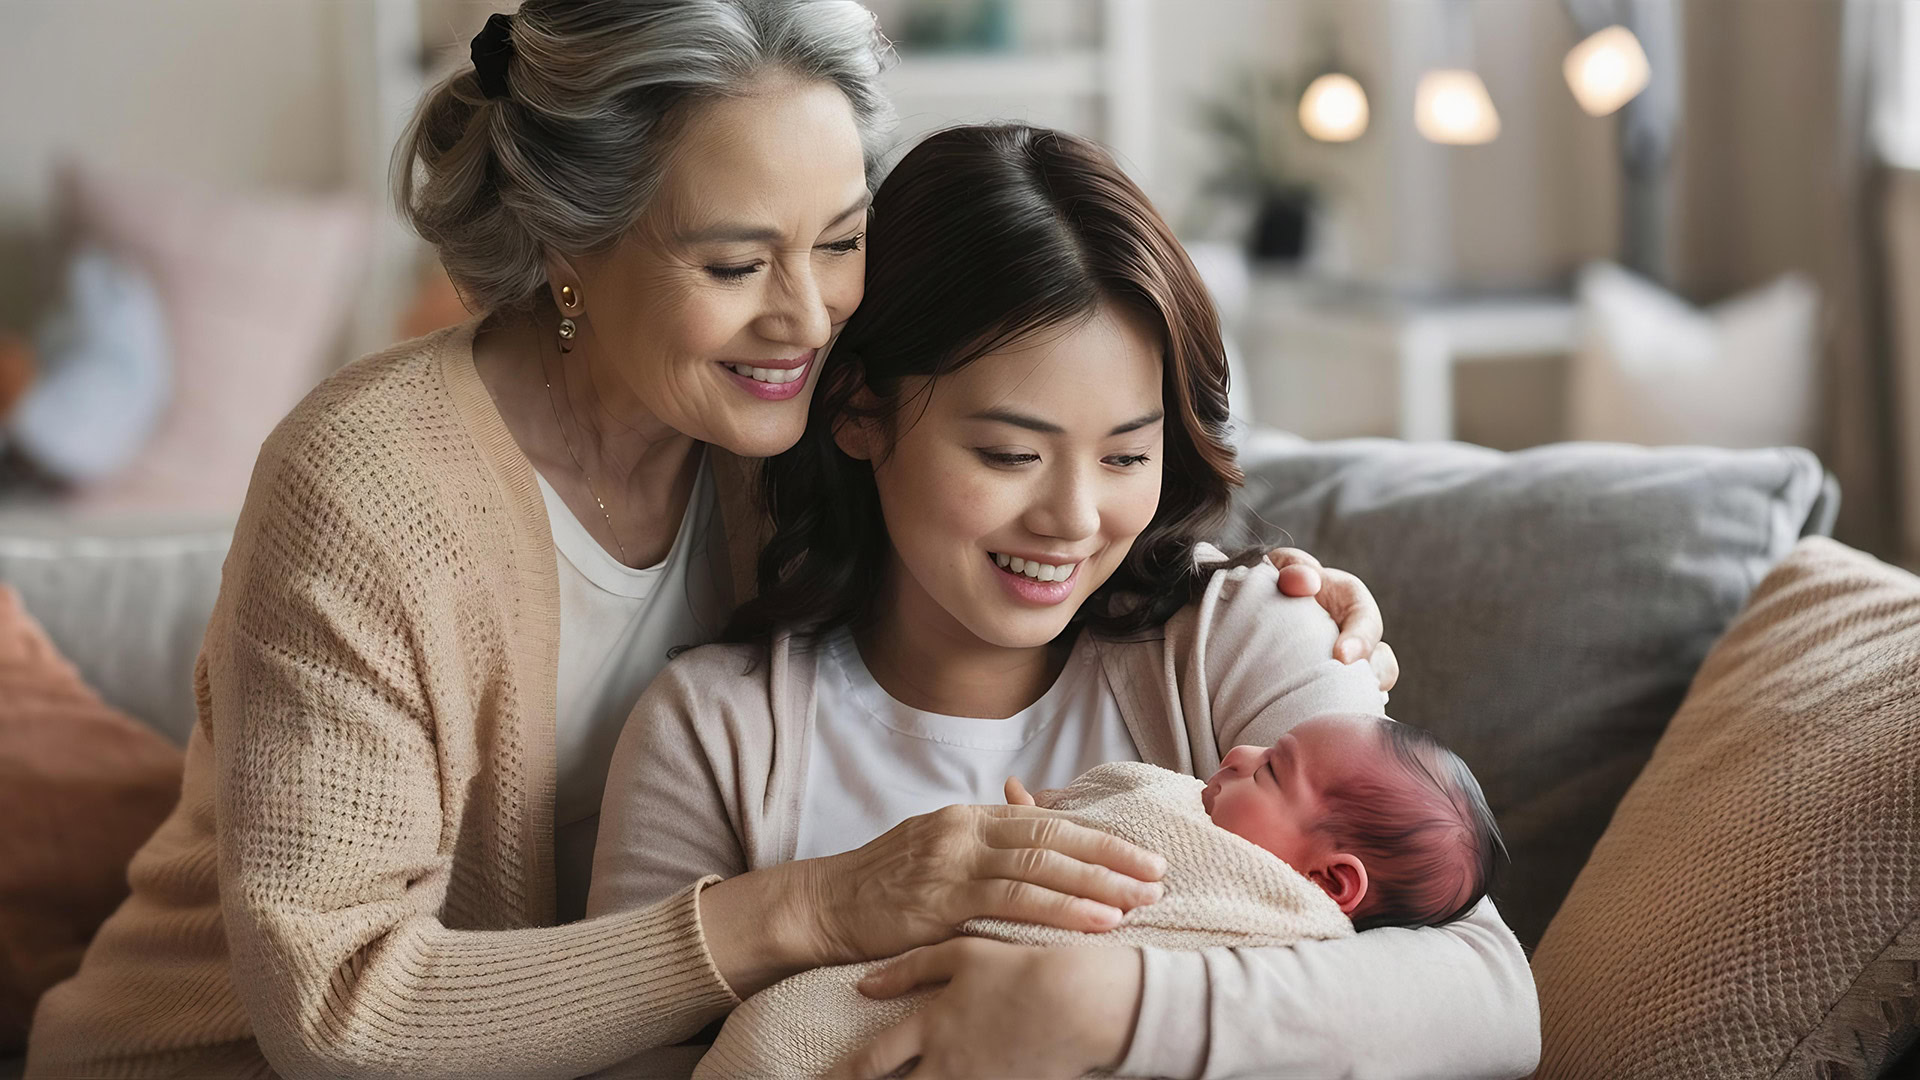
left=0, top=509, right=233, bottom=747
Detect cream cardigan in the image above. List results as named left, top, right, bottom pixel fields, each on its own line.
left=591, top=560, right=1542, bottom=1079
left=28, top=322, right=761, bottom=1079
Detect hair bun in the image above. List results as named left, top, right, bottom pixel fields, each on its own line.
left=470, top=12, right=515, bottom=100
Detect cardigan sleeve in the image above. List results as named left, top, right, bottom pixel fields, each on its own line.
left=209, top=446, right=737, bottom=1080
left=586, top=646, right=764, bottom=917
left=1189, top=562, right=1391, bottom=751
left=1116, top=562, right=1541, bottom=1079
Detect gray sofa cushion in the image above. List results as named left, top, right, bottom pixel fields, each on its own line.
left=0, top=516, right=231, bottom=747
left=1230, top=432, right=1831, bottom=949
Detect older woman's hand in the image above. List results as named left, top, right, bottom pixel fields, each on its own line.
left=1266, top=547, right=1399, bottom=693
left=830, top=939, right=1140, bottom=1080
left=798, top=806, right=1167, bottom=969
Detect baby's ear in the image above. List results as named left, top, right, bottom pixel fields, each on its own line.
left=1311, top=854, right=1369, bottom=915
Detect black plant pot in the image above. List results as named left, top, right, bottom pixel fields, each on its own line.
left=1249, top=191, right=1313, bottom=262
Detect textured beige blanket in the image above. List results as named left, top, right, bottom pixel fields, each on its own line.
left=692, top=761, right=1355, bottom=1079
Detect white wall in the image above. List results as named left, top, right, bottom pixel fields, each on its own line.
left=1295, top=0, right=1621, bottom=291
left=0, top=1, right=354, bottom=327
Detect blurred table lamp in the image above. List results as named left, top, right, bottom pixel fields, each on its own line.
left=1416, top=0, right=1500, bottom=145
left=1564, top=25, right=1651, bottom=116
left=1416, top=69, right=1502, bottom=144
left=1299, top=72, right=1370, bottom=142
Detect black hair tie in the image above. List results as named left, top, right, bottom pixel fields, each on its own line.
left=471, top=12, right=515, bottom=100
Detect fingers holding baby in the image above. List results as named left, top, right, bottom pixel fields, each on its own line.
left=813, top=802, right=1169, bottom=963
left=830, top=939, right=1141, bottom=1080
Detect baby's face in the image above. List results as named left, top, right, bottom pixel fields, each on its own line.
left=1201, top=714, right=1386, bottom=870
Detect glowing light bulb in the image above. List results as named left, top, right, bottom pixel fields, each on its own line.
left=1563, top=25, right=1651, bottom=117
left=1415, top=69, right=1501, bottom=145
left=1298, top=72, right=1370, bottom=142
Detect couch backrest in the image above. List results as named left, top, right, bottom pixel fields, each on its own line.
left=1231, top=432, right=1832, bottom=948
left=0, top=520, right=230, bottom=747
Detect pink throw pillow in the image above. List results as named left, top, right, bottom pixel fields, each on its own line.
left=58, top=162, right=371, bottom=512
left=0, top=585, right=184, bottom=1054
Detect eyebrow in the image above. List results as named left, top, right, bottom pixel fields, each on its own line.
left=676, top=192, right=872, bottom=245
left=969, top=407, right=1165, bottom=437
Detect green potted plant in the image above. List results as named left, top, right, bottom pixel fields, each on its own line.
left=1193, top=67, right=1319, bottom=262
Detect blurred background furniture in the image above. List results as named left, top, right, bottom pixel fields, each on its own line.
left=1235, top=273, right=1579, bottom=442
left=9, top=0, right=1916, bottom=565
left=875, top=0, right=1153, bottom=184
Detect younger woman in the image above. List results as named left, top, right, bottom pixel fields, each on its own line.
left=588, top=124, right=1537, bottom=1079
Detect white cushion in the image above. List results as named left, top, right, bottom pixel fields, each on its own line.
left=1569, top=260, right=1820, bottom=449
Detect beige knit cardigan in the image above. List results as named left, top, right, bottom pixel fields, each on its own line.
left=27, top=321, right=764, bottom=1079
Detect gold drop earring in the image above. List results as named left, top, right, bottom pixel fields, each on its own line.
left=557, top=284, right=579, bottom=353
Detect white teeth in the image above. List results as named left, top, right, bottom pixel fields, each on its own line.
left=727, top=363, right=804, bottom=385
left=990, top=553, right=1078, bottom=582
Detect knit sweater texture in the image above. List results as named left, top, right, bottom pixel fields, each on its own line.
left=26, top=321, right=758, bottom=1079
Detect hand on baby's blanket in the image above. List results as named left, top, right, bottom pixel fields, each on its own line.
left=693, top=763, right=1354, bottom=1080
left=827, top=938, right=1139, bottom=1080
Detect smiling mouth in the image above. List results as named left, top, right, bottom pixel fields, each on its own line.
left=989, top=552, right=1082, bottom=583
left=722, top=361, right=807, bottom=385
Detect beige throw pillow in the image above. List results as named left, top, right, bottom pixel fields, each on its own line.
left=1532, top=537, right=1919, bottom=1078
left=1568, top=260, right=1821, bottom=450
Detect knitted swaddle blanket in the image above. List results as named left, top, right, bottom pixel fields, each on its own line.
left=692, top=761, right=1355, bottom=1078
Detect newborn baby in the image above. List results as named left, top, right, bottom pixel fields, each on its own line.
left=1201, top=712, right=1500, bottom=931
left=692, top=714, right=1499, bottom=1079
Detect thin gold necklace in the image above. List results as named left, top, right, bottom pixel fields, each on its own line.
left=541, top=340, right=631, bottom=565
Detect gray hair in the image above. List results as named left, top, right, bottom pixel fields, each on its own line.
left=395, top=0, right=895, bottom=313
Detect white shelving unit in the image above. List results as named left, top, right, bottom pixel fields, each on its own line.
left=1240, top=270, right=1578, bottom=443
left=885, top=49, right=1104, bottom=99
left=881, top=0, right=1153, bottom=188
left=339, top=0, right=430, bottom=362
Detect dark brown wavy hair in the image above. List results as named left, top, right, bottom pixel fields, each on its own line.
left=724, top=123, right=1242, bottom=643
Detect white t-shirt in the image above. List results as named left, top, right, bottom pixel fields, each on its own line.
left=537, top=452, right=727, bottom=922
left=794, top=627, right=1142, bottom=861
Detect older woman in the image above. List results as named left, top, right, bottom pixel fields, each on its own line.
left=26, top=4, right=1389, bottom=1078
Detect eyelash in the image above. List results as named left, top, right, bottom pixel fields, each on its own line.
left=977, top=451, right=1153, bottom=468
left=706, top=233, right=865, bottom=282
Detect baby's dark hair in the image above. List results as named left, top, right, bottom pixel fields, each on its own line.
left=1314, top=718, right=1503, bottom=931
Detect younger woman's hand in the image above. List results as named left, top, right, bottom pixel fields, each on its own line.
left=831, top=940, right=1141, bottom=1080
left=801, top=803, right=1166, bottom=967
left=1265, top=547, right=1399, bottom=693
